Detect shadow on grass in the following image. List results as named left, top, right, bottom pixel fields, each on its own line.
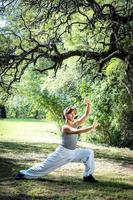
left=94, top=149, right=133, bottom=165
left=0, top=154, right=133, bottom=200
left=0, top=194, right=60, bottom=200
left=1, top=141, right=132, bottom=165
left=0, top=155, right=133, bottom=191
left=0, top=157, right=30, bottom=182
left=37, top=176, right=133, bottom=189
left=0, top=175, right=133, bottom=200
left=0, top=141, right=57, bottom=154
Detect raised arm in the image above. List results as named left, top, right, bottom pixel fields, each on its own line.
left=75, top=98, right=91, bottom=127
left=62, top=119, right=98, bottom=135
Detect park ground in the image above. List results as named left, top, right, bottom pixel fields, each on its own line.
left=0, top=119, right=133, bottom=200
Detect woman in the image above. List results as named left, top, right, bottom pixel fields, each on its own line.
left=15, top=98, right=98, bottom=182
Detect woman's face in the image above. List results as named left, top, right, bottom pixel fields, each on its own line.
left=65, top=110, right=76, bottom=121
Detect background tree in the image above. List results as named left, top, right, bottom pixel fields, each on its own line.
left=0, top=0, right=133, bottom=148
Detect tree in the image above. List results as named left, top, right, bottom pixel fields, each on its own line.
left=0, top=105, right=6, bottom=118
left=0, top=0, right=133, bottom=147
left=0, top=0, right=132, bottom=90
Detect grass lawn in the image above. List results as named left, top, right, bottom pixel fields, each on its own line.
left=0, top=119, right=133, bottom=200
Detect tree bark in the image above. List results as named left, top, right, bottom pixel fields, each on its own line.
left=0, top=106, right=6, bottom=119
left=121, top=57, right=133, bottom=149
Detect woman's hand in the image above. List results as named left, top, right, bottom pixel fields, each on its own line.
left=84, top=97, right=91, bottom=106
left=92, top=119, right=98, bottom=129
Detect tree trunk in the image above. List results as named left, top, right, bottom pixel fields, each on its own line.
left=125, top=55, right=133, bottom=111
left=121, top=57, right=133, bottom=149
left=0, top=106, right=6, bottom=118
left=34, top=110, right=39, bottom=119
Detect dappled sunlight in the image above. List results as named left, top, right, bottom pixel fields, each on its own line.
left=0, top=119, right=133, bottom=200
left=0, top=119, right=60, bottom=143
left=79, top=141, right=133, bottom=163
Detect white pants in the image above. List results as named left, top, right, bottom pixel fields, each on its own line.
left=20, top=145, right=95, bottom=179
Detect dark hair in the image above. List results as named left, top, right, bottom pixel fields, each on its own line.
left=63, top=107, right=76, bottom=120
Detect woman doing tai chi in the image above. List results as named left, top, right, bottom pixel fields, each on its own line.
left=15, top=98, right=98, bottom=182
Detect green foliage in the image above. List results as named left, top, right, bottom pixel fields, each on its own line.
left=6, top=65, right=68, bottom=126
left=83, top=58, right=128, bottom=146
left=6, top=57, right=130, bottom=147
left=1, top=0, right=132, bottom=148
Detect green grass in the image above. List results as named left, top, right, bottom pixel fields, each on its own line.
left=0, top=119, right=133, bottom=200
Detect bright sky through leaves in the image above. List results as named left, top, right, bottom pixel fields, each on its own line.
left=0, top=19, right=7, bottom=27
